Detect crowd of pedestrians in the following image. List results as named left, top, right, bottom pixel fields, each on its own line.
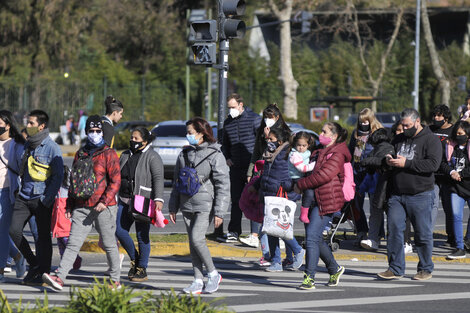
left=1, top=93, right=469, bottom=295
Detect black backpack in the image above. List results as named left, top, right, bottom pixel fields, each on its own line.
left=69, top=148, right=109, bottom=200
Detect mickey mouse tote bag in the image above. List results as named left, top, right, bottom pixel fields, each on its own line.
left=262, top=187, right=297, bottom=240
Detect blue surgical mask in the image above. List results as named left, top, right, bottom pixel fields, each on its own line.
left=88, top=132, right=103, bottom=145
left=186, top=134, right=199, bottom=145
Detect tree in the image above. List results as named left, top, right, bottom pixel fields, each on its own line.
left=421, top=0, right=450, bottom=105
left=268, top=0, right=299, bottom=119
left=347, top=0, right=404, bottom=112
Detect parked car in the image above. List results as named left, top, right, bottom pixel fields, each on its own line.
left=151, top=120, right=218, bottom=180
left=345, top=112, right=400, bottom=128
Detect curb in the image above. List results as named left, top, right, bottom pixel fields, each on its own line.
left=80, top=241, right=470, bottom=264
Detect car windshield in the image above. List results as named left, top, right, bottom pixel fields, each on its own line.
left=153, top=125, right=187, bottom=137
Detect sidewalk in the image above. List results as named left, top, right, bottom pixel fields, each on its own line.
left=60, top=144, right=80, bottom=157
left=80, top=232, right=470, bottom=264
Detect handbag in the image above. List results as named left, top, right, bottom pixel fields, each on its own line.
left=27, top=155, right=51, bottom=182
left=262, top=187, right=297, bottom=240
left=131, top=194, right=156, bottom=224
left=239, top=176, right=263, bottom=223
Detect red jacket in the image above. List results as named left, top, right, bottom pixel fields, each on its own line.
left=297, top=142, right=351, bottom=215
left=66, top=146, right=121, bottom=210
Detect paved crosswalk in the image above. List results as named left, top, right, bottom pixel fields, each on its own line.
left=1, top=255, right=470, bottom=312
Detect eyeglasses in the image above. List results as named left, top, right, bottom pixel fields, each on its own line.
left=89, top=129, right=102, bottom=134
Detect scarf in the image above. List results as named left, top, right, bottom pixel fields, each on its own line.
left=84, top=137, right=106, bottom=155
left=353, top=135, right=369, bottom=164
left=19, top=129, right=50, bottom=177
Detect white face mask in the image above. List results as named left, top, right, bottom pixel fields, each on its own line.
left=229, top=108, right=240, bottom=119
left=264, top=118, right=276, bottom=128
left=88, top=132, right=103, bottom=145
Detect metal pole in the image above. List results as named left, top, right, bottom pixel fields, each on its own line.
left=207, top=9, right=213, bottom=121
left=217, top=0, right=228, bottom=143
left=413, top=0, right=421, bottom=111
left=186, top=9, right=191, bottom=121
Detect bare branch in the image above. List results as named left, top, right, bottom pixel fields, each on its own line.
left=268, top=0, right=282, bottom=18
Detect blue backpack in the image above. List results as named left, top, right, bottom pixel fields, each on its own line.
left=175, top=149, right=217, bottom=197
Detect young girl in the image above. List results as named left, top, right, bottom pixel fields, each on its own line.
left=252, top=127, right=305, bottom=272
left=51, top=166, right=82, bottom=270
left=288, top=131, right=316, bottom=223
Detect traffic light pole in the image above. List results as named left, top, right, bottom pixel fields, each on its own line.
left=217, top=39, right=229, bottom=142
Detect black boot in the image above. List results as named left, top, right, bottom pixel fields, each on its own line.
left=130, top=267, right=148, bottom=282
left=127, top=260, right=136, bottom=279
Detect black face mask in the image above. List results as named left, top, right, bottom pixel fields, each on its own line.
left=432, top=119, right=445, bottom=128
left=266, top=141, right=279, bottom=153
left=456, top=135, right=468, bottom=146
left=358, top=124, right=371, bottom=132
left=129, top=140, right=144, bottom=153
left=0, top=127, right=6, bottom=136
left=403, top=126, right=417, bottom=138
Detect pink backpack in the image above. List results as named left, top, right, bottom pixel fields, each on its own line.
left=342, top=162, right=355, bottom=201
left=327, top=153, right=355, bottom=202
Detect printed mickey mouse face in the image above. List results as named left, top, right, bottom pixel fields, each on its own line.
left=272, top=205, right=291, bottom=229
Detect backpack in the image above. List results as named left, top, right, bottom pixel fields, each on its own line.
left=69, top=148, right=109, bottom=200
left=174, top=149, right=217, bottom=197
left=342, top=162, right=356, bottom=201
left=326, top=153, right=355, bottom=202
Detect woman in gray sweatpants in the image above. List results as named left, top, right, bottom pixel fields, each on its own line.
left=169, top=117, right=230, bottom=295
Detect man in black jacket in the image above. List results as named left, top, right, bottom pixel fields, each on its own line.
left=217, top=93, right=261, bottom=243
left=378, top=108, right=442, bottom=281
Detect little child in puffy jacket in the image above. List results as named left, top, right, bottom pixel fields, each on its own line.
left=288, top=131, right=316, bottom=223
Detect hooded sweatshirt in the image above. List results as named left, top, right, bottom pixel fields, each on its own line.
left=391, top=126, right=442, bottom=195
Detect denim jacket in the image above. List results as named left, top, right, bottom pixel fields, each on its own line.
left=19, top=136, right=64, bottom=207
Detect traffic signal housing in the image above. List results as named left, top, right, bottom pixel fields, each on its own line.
left=220, top=0, right=246, bottom=40
left=189, top=20, right=217, bottom=65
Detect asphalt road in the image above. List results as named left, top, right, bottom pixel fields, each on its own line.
left=1, top=253, right=469, bottom=312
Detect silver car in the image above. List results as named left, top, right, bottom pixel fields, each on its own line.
left=151, top=120, right=218, bottom=180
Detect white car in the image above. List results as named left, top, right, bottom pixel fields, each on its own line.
left=151, top=120, right=218, bottom=180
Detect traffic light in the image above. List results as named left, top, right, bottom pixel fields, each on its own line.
left=189, top=20, right=217, bottom=65
left=300, top=11, right=312, bottom=34
left=220, top=0, right=246, bottom=40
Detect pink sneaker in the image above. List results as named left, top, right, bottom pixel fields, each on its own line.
left=42, top=273, right=64, bottom=291
left=109, top=281, right=122, bottom=290
left=259, top=257, right=271, bottom=267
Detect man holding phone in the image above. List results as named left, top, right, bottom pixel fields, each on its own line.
left=378, top=108, right=442, bottom=281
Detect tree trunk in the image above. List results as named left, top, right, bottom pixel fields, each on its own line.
left=421, top=0, right=450, bottom=105
left=269, top=0, right=299, bottom=120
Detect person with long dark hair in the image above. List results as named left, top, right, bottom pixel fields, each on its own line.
left=294, top=122, right=350, bottom=289
left=169, top=117, right=230, bottom=294
left=0, top=110, right=26, bottom=282
left=116, top=127, right=164, bottom=282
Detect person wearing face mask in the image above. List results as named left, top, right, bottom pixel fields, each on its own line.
left=217, top=93, right=261, bottom=245
left=0, top=110, right=27, bottom=282
left=348, top=108, right=385, bottom=247
left=378, top=108, right=442, bottom=281
left=42, top=115, right=122, bottom=291
left=440, top=120, right=470, bottom=259
left=115, top=127, right=164, bottom=282
left=245, top=104, right=291, bottom=266
left=9, top=110, right=64, bottom=286
left=430, top=104, right=455, bottom=247
left=294, top=122, right=350, bottom=290
left=169, top=117, right=230, bottom=294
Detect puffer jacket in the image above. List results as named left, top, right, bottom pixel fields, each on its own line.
left=297, top=142, right=351, bottom=215
left=169, top=142, right=230, bottom=218
left=222, top=107, right=261, bottom=169
left=66, top=145, right=121, bottom=210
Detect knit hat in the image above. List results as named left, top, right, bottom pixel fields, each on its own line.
left=85, top=115, right=103, bottom=133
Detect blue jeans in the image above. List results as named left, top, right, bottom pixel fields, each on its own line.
left=304, top=206, right=339, bottom=277
left=251, top=220, right=270, bottom=260
left=267, top=235, right=302, bottom=265
left=115, top=201, right=151, bottom=268
left=387, top=190, right=434, bottom=276
left=0, top=188, right=15, bottom=268
left=450, top=193, right=470, bottom=250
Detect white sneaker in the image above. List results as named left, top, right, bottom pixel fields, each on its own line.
left=360, top=239, right=379, bottom=251
left=404, top=243, right=413, bottom=254
left=239, top=234, right=259, bottom=248
left=279, top=239, right=285, bottom=250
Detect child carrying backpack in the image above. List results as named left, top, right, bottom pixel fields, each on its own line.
left=51, top=166, right=82, bottom=270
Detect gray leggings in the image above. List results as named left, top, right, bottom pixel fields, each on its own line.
left=183, top=211, right=216, bottom=280
left=57, top=206, right=121, bottom=282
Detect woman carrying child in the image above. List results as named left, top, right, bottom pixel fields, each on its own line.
left=294, top=122, right=350, bottom=290
left=251, top=127, right=305, bottom=272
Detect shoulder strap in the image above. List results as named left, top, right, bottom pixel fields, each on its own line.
left=194, top=149, right=218, bottom=168
left=0, top=154, right=19, bottom=176
left=183, top=149, right=192, bottom=167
